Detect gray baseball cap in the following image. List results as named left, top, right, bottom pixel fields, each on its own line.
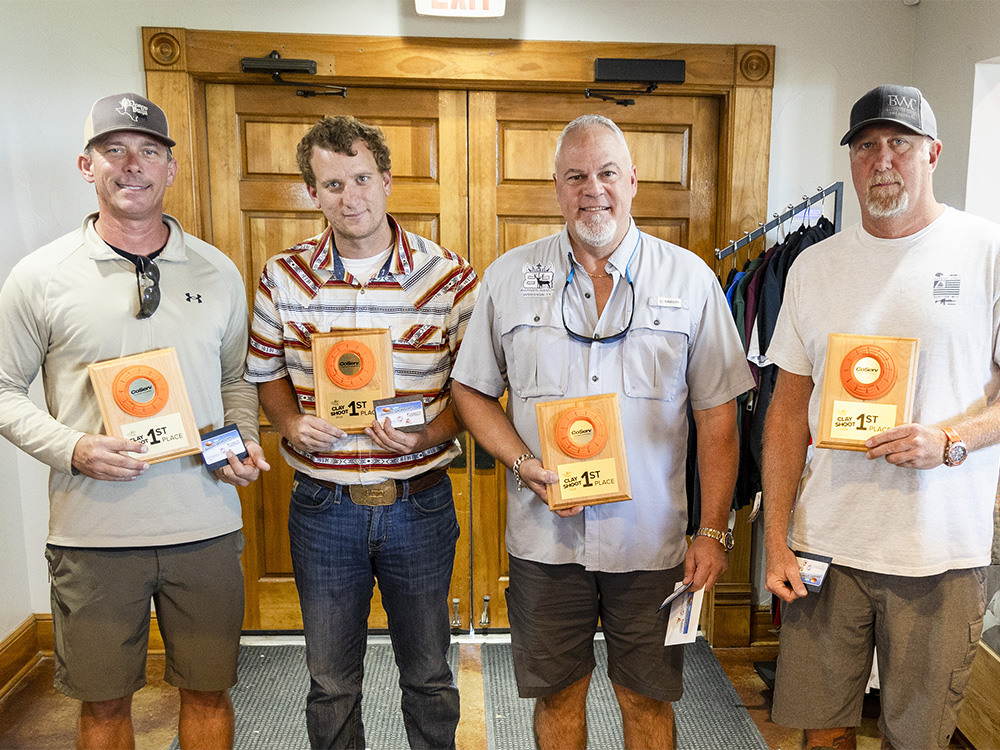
left=840, top=84, right=937, bottom=146
left=83, top=92, right=176, bottom=148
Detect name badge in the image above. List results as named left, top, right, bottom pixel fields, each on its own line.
left=649, top=296, right=682, bottom=308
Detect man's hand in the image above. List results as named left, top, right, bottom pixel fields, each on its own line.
left=72, top=434, right=149, bottom=481
left=213, top=439, right=271, bottom=487
left=765, top=544, right=808, bottom=602
left=865, top=423, right=946, bottom=469
left=282, top=414, right=346, bottom=454
left=683, top=535, right=728, bottom=591
left=516, top=458, right=579, bottom=516
left=365, top=418, right=426, bottom=455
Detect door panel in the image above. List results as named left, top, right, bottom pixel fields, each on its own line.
left=208, top=83, right=471, bottom=630
left=469, top=91, right=720, bottom=629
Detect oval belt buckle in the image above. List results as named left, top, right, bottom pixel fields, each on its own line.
left=350, top=479, right=397, bottom=506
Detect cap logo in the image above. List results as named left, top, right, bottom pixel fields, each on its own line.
left=116, top=97, right=149, bottom=123
left=887, top=94, right=916, bottom=110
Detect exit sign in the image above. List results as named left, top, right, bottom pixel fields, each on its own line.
left=414, top=0, right=505, bottom=17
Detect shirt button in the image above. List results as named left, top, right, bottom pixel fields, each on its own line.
left=533, top=315, right=540, bottom=322
left=592, top=375, right=598, bottom=382
left=359, top=289, right=365, bottom=295
left=653, top=319, right=660, bottom=326
left=585, top=292, right=592, bottom=299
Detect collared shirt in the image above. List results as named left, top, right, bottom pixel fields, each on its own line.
left=451, top=221, right=754, bottom=572
left=0, top=213, right=257, bottom=546
left=245, top=215, right=478, bottom=484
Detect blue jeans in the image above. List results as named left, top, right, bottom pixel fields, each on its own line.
left=289, top=471, right=460, bottom=750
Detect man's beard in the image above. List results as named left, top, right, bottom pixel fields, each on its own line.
left=574, top=214, right=617, bottom=248
left=866, top=170, right=909, bottom=219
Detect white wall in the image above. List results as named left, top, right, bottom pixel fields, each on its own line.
left=2, top=0, right=999, bottom=638
left=966, top=59, right=1000, bottom=224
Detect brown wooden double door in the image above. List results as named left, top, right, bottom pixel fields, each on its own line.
left=209, top=83, right=720, bottom=631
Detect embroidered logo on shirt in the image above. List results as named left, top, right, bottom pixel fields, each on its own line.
left=521, top=262, right=556, bottom=298
left=185, top=293, right=203, bottom=303
left=932, top=272, right=960, bottom=306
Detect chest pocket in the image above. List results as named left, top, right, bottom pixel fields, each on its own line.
left=499, top=308, right=569, bottom=398
left=622, top=304, right=690, bottom=402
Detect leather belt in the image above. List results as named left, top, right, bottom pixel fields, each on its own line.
left=305, top=467, right=449, bottom=507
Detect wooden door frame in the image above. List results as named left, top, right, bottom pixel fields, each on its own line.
left=142, top=27, right=774, bottom=646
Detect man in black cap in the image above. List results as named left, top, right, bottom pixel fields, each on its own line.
left=0, top=92, right=268, bottom=748
left=763, top=84, right=1000, bottom=749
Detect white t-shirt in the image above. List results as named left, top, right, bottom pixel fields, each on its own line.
left=766, top=207, right=1000, bottom=576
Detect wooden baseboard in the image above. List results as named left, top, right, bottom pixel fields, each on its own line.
left=751, top=604, right=779, bottom=646
left=0, top=612, right=165, bottom=701
left=0, top=616, right=41, bottom=700
left=957, top=640, right=1000, bottom=750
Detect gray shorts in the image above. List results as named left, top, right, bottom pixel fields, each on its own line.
left=506, top=555, right=685, bottom=702
left=772, top=564, right=986, bottom=750
left=45, top=531, right=245, bottom=702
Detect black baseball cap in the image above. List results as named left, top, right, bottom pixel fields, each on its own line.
left=840, top=84, right=937, bottom=146
left=83, top=92, right=176, bottom=148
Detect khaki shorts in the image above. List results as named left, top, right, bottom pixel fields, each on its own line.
left=772, top=564, right=986, bottom=750
left=46, top=531, right=245, bottom=702
left=506, top=555, right=685, bottom=702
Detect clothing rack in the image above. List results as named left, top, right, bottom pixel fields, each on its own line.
left=715, top=182, right=844, bottom=261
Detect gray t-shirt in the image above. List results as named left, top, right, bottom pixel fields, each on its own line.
left=766, top=207, right=1000, bottom=575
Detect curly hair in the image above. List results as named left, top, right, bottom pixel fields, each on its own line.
left=296, top=116, right=392, bottom=188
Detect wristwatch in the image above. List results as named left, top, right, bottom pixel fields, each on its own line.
left=695, top=526, right=734, bottom=552
left=942, top=427, right=968, bottom=467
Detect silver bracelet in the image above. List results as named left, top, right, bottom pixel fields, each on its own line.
left=511, top=452, right=535, bottom=492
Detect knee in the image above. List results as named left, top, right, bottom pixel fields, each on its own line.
left=81, top=695, right=132, bottom=721
left=179, top=688, right=232, bottom=711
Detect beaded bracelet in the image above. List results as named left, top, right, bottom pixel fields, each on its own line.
left=511, top=452, right=535, bottom=492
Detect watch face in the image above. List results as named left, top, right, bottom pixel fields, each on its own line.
left=948, top=444, right=968, bottom=466
left=724, top=532, right=735, bottom=551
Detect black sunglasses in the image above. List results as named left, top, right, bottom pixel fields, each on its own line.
left=135, top=255, right=161, bottom=319
left=560, top=267, right=635, bottom=344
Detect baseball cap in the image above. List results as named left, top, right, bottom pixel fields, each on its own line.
left=840, top=84, right=937, bottom=146
left=83, top=92, right=176, bottom=148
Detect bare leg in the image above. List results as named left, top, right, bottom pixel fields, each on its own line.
left=613, top=682, right=675, bottom=750
left=77, top=694, right=135, bottom=750
left=533, top=674, right=591, bottom=750
left=803, top=726, right=857, bottom=750
left=178, top=688, right=235, bottom=750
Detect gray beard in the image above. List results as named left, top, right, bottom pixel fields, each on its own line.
left=574, top=216, right=617, bottom=247
left=866, top=177, right=909, bottom=219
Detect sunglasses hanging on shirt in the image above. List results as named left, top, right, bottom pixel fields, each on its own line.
left=135, top=254, right=161, bottom=319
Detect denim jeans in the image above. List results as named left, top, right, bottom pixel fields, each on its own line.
left=289, top=471, right=460, bottom=750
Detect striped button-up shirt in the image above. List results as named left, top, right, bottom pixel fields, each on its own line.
left=245, top=215, right=478, bottom=484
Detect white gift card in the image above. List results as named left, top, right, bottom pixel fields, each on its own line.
left=664, top=582, right=705, bottom=645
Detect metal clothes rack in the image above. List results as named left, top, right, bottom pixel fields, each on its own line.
left=714, top=181, right=844, bottom=262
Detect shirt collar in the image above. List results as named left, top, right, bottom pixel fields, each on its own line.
left=310, top=214, right=415, bottom=280
left=84, top=212, right=188, bottom=262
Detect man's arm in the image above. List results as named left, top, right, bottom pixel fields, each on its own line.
left=762, top=369, right=813, bottom=602
left=258, top=377, right=345, bottom=454
left=685, top=399, right=739, bottom=591
left=451, top=381, right=562, bottom=508
left=865, top=401, right=1000, bottom=468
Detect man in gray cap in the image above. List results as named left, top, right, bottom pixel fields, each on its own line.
left=763, top=84, right=1000, bottom=749
left=0, top=92, right=268, bottom=748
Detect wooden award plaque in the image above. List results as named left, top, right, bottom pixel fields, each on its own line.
left=87, top=347, right=202, bottom=463
left=535, top=393, right=632, bottom=510
left=312, top=328, right=395, bottom=433
left=816, top=333, right=920, bottom=451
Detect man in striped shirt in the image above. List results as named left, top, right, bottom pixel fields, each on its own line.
left=244, top=116, right=477, bottom=749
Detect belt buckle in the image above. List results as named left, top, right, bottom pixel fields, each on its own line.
left=349, top=479, right=397, bottom=506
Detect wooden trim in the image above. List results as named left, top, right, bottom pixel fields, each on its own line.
left=0, top=616, right=41, bottom=700
left=751, top=605, right=779, bottom=646
left=957, top=640, right=1000, bottom=750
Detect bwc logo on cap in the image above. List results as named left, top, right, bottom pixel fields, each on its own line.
left=116, top=97, right=149, bottom=123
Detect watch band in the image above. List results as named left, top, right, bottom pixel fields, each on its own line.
left=942, top=426, right=968, bottom=467
left=695, top=526, right=733, bottom=551
left=942, top=426, right=962, bottom=444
